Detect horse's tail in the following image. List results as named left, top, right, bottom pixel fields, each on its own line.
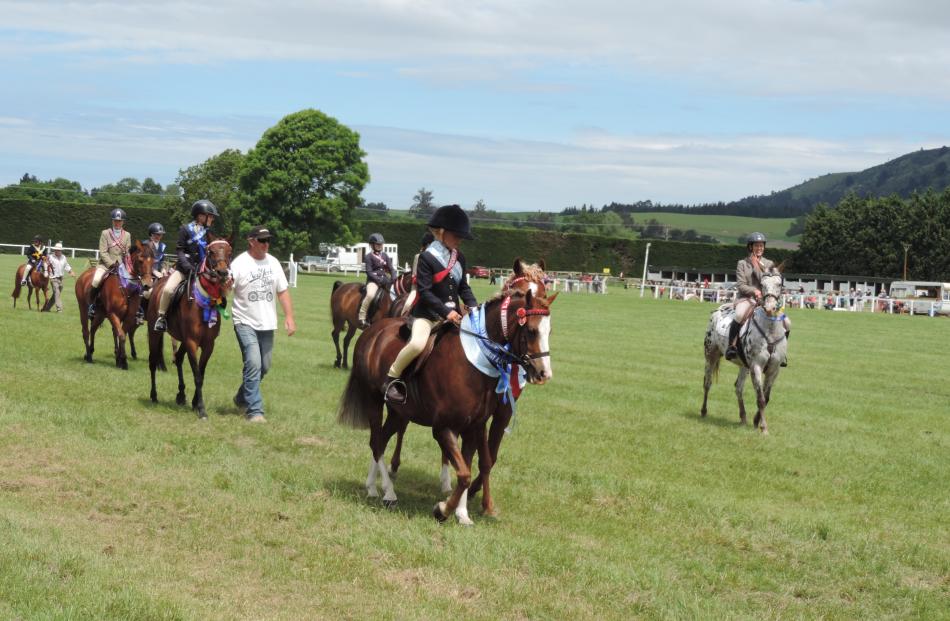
left=337, top=366, right=377, bottom=429
left=12, top=271, right=22, bottom=300
left=332, top=280, right=343, bottom=293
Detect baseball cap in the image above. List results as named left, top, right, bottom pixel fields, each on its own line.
left=246, top=226, right=272, bottom=241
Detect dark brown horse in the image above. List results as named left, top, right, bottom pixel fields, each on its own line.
left=338, top=288, right=556, bottom=525
left=330, top=272, right=413, bottom=368
left=12, top=258, right=50, bottom=310
left=386, top=258, right=550, bottom=498
left=147, top=236, right=232, bottom=419
left=74, top=241, right=155, bottom=369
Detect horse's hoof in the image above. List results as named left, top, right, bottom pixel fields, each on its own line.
left=383, top=499, right=398, bottom=510
left=482, top=507, right=499, bottom=519
left=176, top=395, right=187, bottom=406
left=150, top=393, right=157, bottom=403
left=700, top=409, right=707, bottom=417
left=456, top=514, right=474, bottom=527
left=334, top=360, right=341, bottom=368
left=84, top=355, right=93, bottom=364
left=432, top=502, right=448, bottom=523
left=197, top=412, right=208, bottom=420
left=342, top=363, right=349, bottom=370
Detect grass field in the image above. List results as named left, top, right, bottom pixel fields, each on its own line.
left=0, top=254, right=947, bottom=620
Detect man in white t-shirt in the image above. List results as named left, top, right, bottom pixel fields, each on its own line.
left=230, top=225, right=297, bottom=422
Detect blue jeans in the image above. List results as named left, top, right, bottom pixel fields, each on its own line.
left=234, top=324, right=274, bottom=418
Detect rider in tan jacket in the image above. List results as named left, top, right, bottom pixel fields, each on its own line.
left=88, top=208, right=132, bottom=317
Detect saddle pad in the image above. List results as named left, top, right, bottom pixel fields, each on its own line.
left=460, top=307, right=528, bottom=387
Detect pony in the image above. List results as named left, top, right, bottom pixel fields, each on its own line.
left=74, top=241, right=155, bottom=369
left=330, top=272, right=413, bottom=369
left=147, top=235, right=233, bottom=419
left=337, top=288, right=556, bottom=525
left=12, top=257, right=50, bottom=310
left=386, top=257, right=550, bottom=499
left=702, top=266, right=788, bottom=434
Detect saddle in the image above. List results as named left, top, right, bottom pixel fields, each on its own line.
left=396, top=317, right=452, bottom=377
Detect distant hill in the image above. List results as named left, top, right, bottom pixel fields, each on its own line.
left=604, top=145, right=950, bottom=218
left=728, top=145, right=950, bottom=215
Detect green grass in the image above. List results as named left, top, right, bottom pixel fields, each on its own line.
left=1, top=254, right=947, bottom=620
left=621, top=212, right=799, bottom=245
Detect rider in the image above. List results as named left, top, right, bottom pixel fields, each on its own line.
left=88, top=209, right=132, bottom=317
left=21, top=235, right=48, bottom=285
left=137, top=222, right=167, bottom=324
left=154, top=200, right=219, bottom=332
left=383, top=205, right=477, bottom=404
left=357, top=232, right=397, bottom=328
left=399, top=231, right=435, bottom=316
left=725, top=232, right=790, bottom=366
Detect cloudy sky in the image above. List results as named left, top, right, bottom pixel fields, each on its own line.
left=2, top=0, right=949, bottom=211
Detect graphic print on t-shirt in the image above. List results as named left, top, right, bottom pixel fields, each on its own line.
left=245, top=265, right=276, bottom=303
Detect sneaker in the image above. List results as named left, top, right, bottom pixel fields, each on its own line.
left=247, top=414, right=267, bottom=423
left=233, top=395, right=247, bottom=415
left=154, top=314, right=167, bottom=332
left=384, top=378, right=407, bottom=404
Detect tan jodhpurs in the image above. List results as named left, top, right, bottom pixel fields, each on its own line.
left=358, top=282, right=379, bottom=321
left=387, top=317, right=437, bottom=377
left=158, top=270, right=185, bottom=315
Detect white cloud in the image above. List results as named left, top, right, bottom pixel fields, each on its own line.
left=4, top=0, right=950, bottom=97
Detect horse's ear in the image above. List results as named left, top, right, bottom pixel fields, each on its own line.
left=512, top=258, right=524, bottom=276
left=538, top=258, right=546, bottom=272
left=775, top=260, right=786, bottom=274
left=545, top=291, right=558, bottom=305
left=132, top=239, right=142, bottom=254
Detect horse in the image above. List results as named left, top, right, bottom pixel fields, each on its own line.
left=330, top=272, right=413, bottom=369
left=337, top=288, right=556, bottom=525
left=385, top=257, right=550, bottom=498
left=147, top=236, right=233, bottom=419
left=74, top=242, right=155, bottom=369
left=702, top=266, right=788, bottom=434
left=12, top=258, right=50, bottom=310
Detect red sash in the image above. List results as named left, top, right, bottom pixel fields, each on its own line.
left=432, top=249, right=458, bottom=284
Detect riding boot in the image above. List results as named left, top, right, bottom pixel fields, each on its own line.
left=383, top=375, right=407, bottom=404
left=781, top=329, right=790, bottom=367
left=87, top=285, right=99, bottom=317
left=136, top=299, right=147, bottom=325
left=724, top=320, right=741, bottom=360
left=154, top=312, right=167, bottom=332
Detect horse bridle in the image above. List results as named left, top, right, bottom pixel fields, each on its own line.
left=457, top=295, right=551, bottom=374
left=198, top=239, right=232, bottom=282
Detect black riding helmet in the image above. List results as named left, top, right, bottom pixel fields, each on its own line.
left=32, top=234, right=42, bottom=243
left=110, top=208, right=126, bottom=221
left=148, top=222, right=165, bottom=236
left=191, top=199, right=219, bottom=219
left=368, top=232, right=385, bottom=245
left=427, top=204, right=474, bottom=240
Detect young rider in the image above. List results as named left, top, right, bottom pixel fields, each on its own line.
left=383, top=205, right=477, bottom=404
left=137, top=222, right=167, bottom=324
left=21, top=235, right=48, bottom=285
left=357, top=232, right=397, bottom=328
left=725, top=232, right=790, bottom=366
left=88, top=209, right=132, bottom=316
left=154, top=199, right=218, bottom=332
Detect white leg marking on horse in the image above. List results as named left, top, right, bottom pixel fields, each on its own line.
left=455, top=488, right=473, bottom=526
left=377, top=458, right=397, bottom=502
left=538, top=316, right=553, bottom=381
left=365, top=457, right=379, bottom=498
left=440, top=463, right=453, bottom=494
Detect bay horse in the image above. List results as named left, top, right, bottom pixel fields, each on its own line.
left=702, top=266, right=788, bottom=434
left=12, top=258, right=50, bottom=310
left=330, top=272, right=413, bottom=369
left=337, top=288, right=556, bottom=525
left=147, top=236, right=232, bottom=419
left=74, top=241, right=155, bottom=369
left=386, top=257, right=550, bottom=500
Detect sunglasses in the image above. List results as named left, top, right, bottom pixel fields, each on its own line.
left=254, top=238, right=271, bottom=244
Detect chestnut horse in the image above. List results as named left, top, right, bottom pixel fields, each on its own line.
left=338, top=289, right=556, bottom=525
left=74, top=241, right=155, bottom=369
left=147, top=236, right=232, bottom=419
left=330, top=272, right=413, bottom=368
left=12, top=258, right=50, bottom=310
left=386, top=258, right=550, bottom=497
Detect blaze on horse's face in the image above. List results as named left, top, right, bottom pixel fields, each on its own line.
left=760, top=270, right=784, bottom=315
left=512, top=289, right=558, bottom=385
left=206, top=234, right=233, bottom=281
left=131, top=240, right=155, bottom=291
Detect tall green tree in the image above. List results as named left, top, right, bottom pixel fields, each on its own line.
left=238, top=109, right=369, bottom=255
left=410, top=187, right=435, bottom=217
left=172, top=149, right=245, bottom=234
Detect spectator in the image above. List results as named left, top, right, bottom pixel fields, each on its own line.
left=230, top=226, right=297, bottom=423
left=47, top=242, right=75, bottom=312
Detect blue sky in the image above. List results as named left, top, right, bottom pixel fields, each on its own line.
left=2, top=1, right=949, bottom=211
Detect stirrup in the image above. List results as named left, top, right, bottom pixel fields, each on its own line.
left=725, top=346, right=738, bottom=360
left=87, top=303, right=96, bottom=317
left=384, top=378, right=407, bottom=404
left=154, top=314, right=167, bottom=332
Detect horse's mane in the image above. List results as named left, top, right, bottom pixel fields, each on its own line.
left=517, top=262, right=546, bottom=284
left=485, top=289, right=528, bottom=304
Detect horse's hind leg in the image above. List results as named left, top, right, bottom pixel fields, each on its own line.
left=149, top=331, right=164, bottom=402
left=735, top=367, right=749, bottom=425
left=341, top=325, right=357, bottom=369
left=331, top=322, right=343, bottom=368
left=702, top=350, right=720, bottom=417
left=387, top=415, right=410, bottom=478
left=174, top=344, right=188, bottom=406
